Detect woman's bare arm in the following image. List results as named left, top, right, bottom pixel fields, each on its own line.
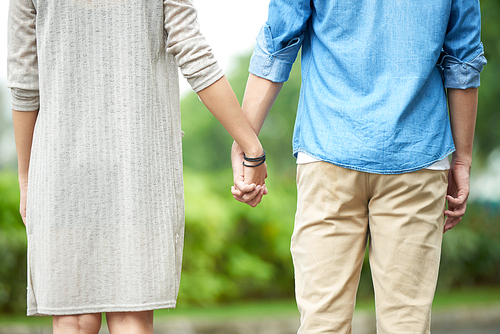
left=12, top=109, right=38, bottom=225
left=197, top=76, right=267, bottom=190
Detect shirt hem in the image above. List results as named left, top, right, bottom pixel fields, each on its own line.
left=293, top=148, right=455, bottom=175
left=27, top=300, right=177, bottom=316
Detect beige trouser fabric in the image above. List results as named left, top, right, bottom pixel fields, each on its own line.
left=292, top=162, right=448, bottom=334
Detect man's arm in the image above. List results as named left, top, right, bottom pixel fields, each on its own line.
left=444, top=87, right=478, bottom=232
left=231, top=74, right=283, bottom=207
left=233, top=0, right=312, bottom=206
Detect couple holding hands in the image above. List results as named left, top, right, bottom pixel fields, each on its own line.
left=8, top=0, right=485, bottom=333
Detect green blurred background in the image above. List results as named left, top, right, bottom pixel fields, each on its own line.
left=0, top=0, right=499, bottom=324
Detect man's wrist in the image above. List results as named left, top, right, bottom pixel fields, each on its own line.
left=243, top=145, right=264, bottom=160
left=450, top=152, right=472, bottom=168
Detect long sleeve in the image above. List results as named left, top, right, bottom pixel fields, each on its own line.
left=249, top=0, right=312, bottom=83
left=7, top=0, right=39, bottom=111
left=438, top=0, right=487, bottom=89
left=163, top=0, right=223, bottom=92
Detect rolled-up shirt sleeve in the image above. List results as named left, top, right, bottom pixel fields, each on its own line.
left=438, top=0, right=487, bottom=89
left=164, top=0, right=224, bottom=93
left=249, top=0, right=312, bottom=83
left=7, top=0, right=40, bottom=111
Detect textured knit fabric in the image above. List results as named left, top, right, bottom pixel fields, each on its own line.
left=8, top=0, right=223, bottom=316
left=249, top=0, right=486, bottom=174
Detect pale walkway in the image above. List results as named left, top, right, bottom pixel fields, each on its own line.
left=1, top=306, right=500, bottom=334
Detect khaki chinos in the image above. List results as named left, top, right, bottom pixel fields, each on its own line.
left=292, top=162, right=448, bottom=334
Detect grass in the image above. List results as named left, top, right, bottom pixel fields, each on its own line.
left=0, top=313, right=52, bottom=327
left=155, top=299, right=298, bottom=321
left=0, top=286, right=499, bottom=327
left=432, top=286, right=500, bottom=310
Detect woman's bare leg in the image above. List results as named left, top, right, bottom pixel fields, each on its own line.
left=53, top=313, right=101, bottom=334
left=106, top=311, right=154, bottom=334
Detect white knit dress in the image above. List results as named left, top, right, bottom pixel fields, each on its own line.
left=7, top=0, right=223, bottom=316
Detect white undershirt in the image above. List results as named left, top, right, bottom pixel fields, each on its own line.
left=296, top=152, right=450, bottom=170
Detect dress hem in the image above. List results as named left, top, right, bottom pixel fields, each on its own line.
left=27, top=300, right=177, bottom=316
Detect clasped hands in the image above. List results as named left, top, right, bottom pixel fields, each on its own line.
left=231, top=141, right=268, bottom=207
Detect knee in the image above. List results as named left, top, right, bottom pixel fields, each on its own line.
left=106, top=311, right=154, bottom=334
left=53, top=313, right=101, bottom=334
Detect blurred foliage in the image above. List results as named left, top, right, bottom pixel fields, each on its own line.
left=178, top=171, right=297, bottom=306
left=438, top=201, right=500, bottom=290
left=181, top=52, right=300, bottom=179
left=1, top=0, right=499, bottom=314
left=0, top=171, right=27, bottom=313
left=475, top=0, right=500, bottom=164
left=1, top=165, right=499, bottom=312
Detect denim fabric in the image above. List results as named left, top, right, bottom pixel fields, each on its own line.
left=249, top=0, right=486, bottom=174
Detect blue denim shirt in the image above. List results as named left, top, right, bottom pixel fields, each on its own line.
left=249, top=0, right=486, bottom=174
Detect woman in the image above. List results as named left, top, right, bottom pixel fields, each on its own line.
left=8, top=0, right=267, bottom=332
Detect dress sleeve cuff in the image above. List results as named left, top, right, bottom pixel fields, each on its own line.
left=249, top=24, right=303, bottom=83
left=11, top=88, right=39, bottom=111
left=438, top=44, right=487, bottom=89
left=187, top=62, right=225, bottom=93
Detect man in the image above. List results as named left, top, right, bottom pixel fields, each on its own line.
left=231, top=0, right=486, bottom=333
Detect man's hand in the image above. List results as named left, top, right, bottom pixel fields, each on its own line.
left=231, top=142, right=268, bottom=207
left=444, top=88, right=478, bottom=233
left=444, top=155, right=471, bottom=232
left=229, top=74, right=282, bottom=207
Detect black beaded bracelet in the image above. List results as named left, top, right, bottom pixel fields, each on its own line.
left=243, top=150, right=266, bottom=162
left=243, top=160, right=266, bottom=167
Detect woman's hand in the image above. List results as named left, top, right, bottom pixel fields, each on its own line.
left=12, top=108, right=38, bottom=227
left=19, top=181, right=28, bottom=226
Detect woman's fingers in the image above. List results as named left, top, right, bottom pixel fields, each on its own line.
left=19, top=185, right=27, bottom=226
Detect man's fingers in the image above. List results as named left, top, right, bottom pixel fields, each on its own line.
left=232, top=191, right=262, bottom=207
left=231, top=186, right=243, bottom=197
left=232, top=193, right=246, bottom=204
left=231, top=185, right=262, bottom=204
left=445, top=201, right=466, bottom=218
left=250, top=187, right=268, bottom=207
left=445, top=195, right=467, bottom=218
left=446, top=194, right=467, bottom=206
left=232, top=185, right=258, bottom=199
left=247, top=192, right=264, bottom=207
left=231, top=186, right=250, bottom=201
left=231, top=185, right=249, bottom=198
left=444, top=207, right=466, bottom=218
left=262, top=185, right=268, bottom=195
left=444, top=217, right=462, bottom=233
left=241, top=186, right=261, bottom=202
left=234, top=179, right=256, bottom=193
left=444, top=199, right=466, bottom=232
left=232, top=184, right=268, bottom=207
